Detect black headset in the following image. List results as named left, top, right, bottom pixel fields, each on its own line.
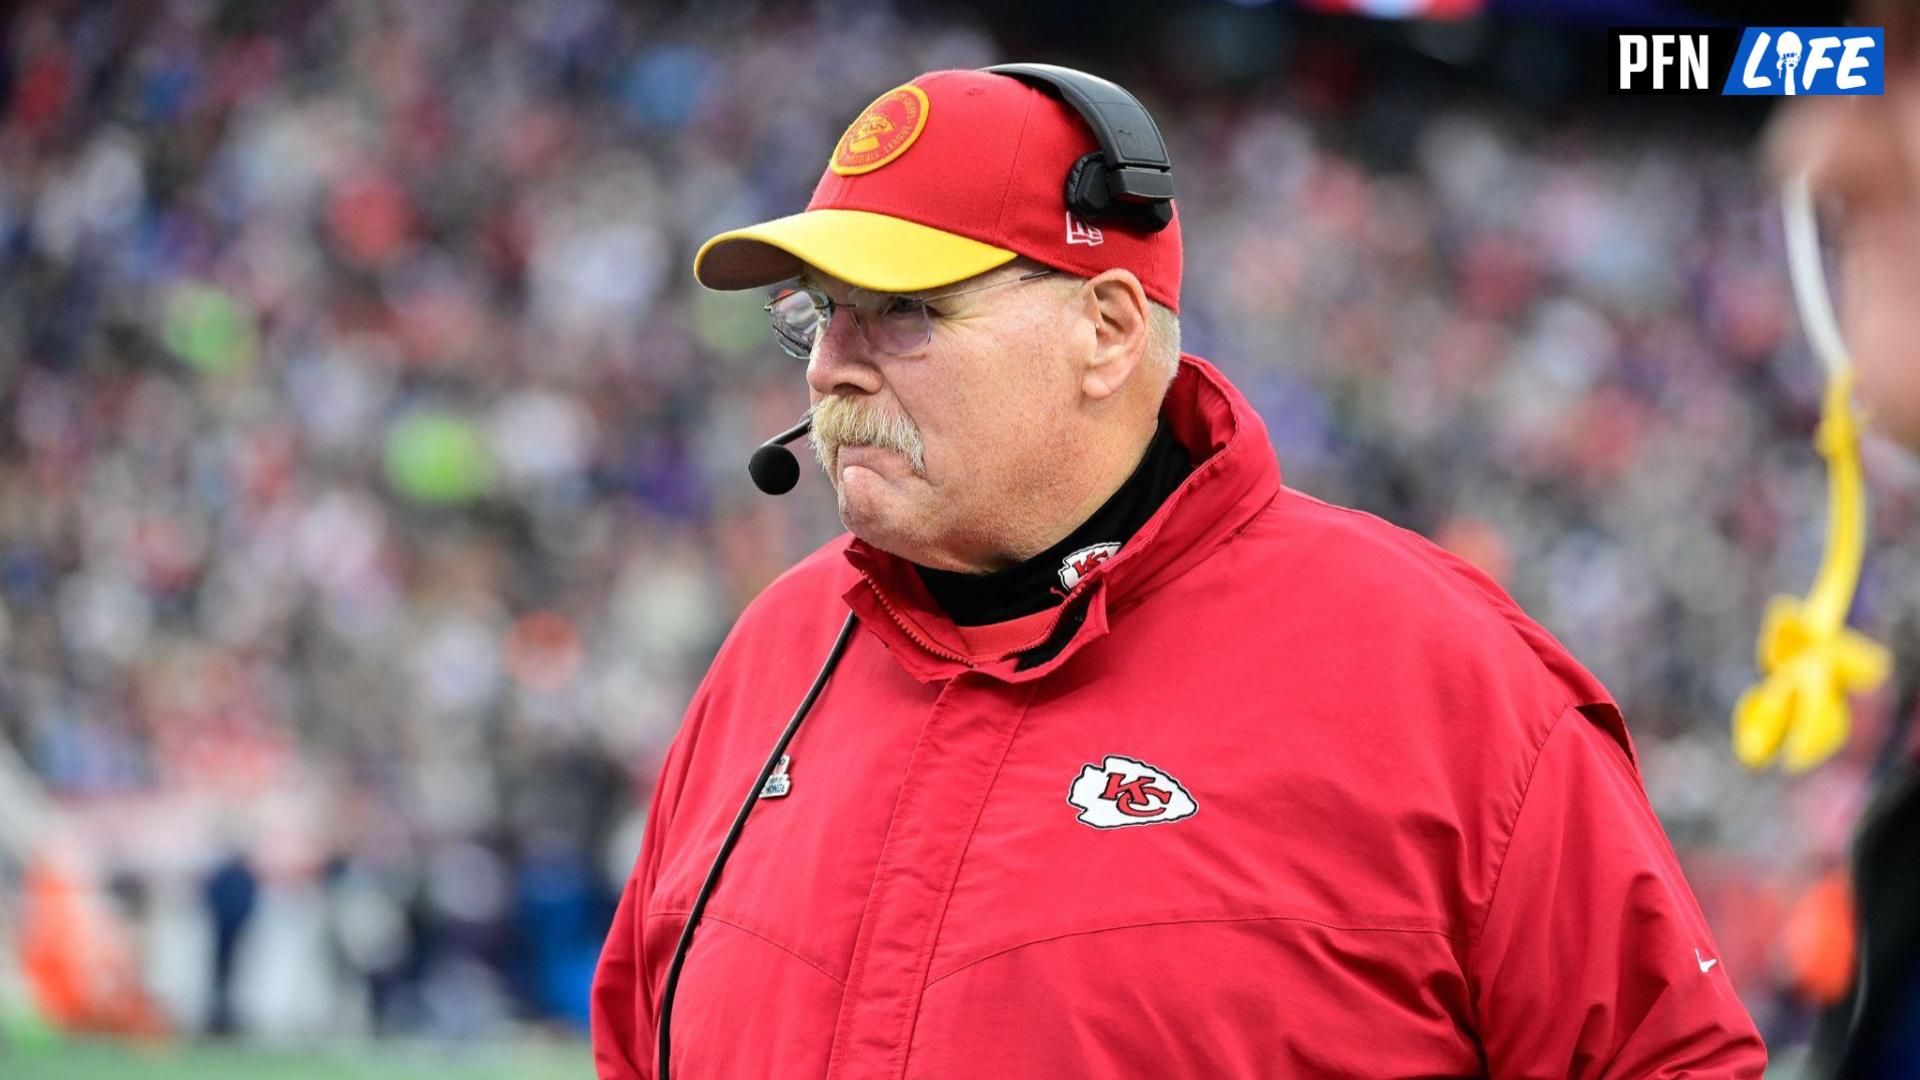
left=662, top=65, right=1175, bottom=1079
left=983, top=62, right=1177, bottom=233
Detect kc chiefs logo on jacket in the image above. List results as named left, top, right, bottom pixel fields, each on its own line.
left=1067, top=755, right=1198, bottom=829
left=1057, top=542, right=1121, bottom=591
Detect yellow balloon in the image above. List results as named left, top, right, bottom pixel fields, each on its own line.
left=1734, top=373, right=1891, bottom=772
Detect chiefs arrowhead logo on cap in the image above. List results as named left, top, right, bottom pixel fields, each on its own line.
left=831, top=84, right=931, bottom=177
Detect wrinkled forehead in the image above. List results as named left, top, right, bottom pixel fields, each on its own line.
left=793, top=262, right=1029, bottom=302
left=787, top=259, right=952, bottom=294
left=793, top=266, right=880, bottom=301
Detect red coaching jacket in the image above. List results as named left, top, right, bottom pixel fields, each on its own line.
left=592, top=355, right=1766, bottom=1079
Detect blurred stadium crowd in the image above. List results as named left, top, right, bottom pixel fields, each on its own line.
left=0, top=0, right=1913, bottom=1058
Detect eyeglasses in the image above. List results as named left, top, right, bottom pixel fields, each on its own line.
left=764, top=269, right=1058, bottom=360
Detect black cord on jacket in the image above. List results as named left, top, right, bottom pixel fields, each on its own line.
left=656, top=612, right=859, bottom=1080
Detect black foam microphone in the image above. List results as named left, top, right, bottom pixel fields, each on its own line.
left=748, top=417, right=811, bottom=495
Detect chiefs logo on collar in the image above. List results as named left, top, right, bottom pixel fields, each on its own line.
left=1058, top=542, right=1120, bottom=591
left=831, top=84, right=930, bottom=176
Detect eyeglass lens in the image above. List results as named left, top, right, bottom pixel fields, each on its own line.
left=766, top=289, right=932, bottom=359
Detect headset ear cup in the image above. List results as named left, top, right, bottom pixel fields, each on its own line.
left=1065, top=151, right=1111, bottom=219
left=1065, top=150, right=1174, bottom=232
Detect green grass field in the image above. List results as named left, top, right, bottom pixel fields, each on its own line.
left=0, top=1037, right=595, bottom=1079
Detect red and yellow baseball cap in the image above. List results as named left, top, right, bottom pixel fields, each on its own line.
left=693, top=68, right=1182, bottom=312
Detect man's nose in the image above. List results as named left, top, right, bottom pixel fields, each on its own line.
left=805, top=311, right=883, bottom=398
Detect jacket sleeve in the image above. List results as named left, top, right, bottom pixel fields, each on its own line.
left=1470, top=705, right=1768, bottom=1079
left=591, top=691, right=705, bottom=1080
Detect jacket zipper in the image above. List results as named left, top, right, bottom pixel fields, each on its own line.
left=861, top=574, right=977, bottom=667
left=861, top=571, right=1109, bottom=668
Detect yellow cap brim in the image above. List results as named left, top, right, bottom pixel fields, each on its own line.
left=693, top=208, right=1016, bottom=294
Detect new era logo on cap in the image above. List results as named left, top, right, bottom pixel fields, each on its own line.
left=1065, top=213, right=1104, bottom=247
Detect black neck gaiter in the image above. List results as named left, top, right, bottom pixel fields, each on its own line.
left=917, top=420, right=1193, bottom=626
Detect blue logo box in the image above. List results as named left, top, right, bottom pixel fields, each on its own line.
left=1722, top=28, right=1884, bottom=96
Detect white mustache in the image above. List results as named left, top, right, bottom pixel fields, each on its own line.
left=808, top=397, right=926, bottom=476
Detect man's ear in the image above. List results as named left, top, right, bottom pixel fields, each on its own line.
left=1079, top=269, right=1150, bottom=402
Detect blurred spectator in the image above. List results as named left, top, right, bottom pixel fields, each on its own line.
left=200, top=849, right=254, bottom=1036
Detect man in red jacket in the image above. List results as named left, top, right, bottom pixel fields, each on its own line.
left=592, top=64, right=1767, bottom=1079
